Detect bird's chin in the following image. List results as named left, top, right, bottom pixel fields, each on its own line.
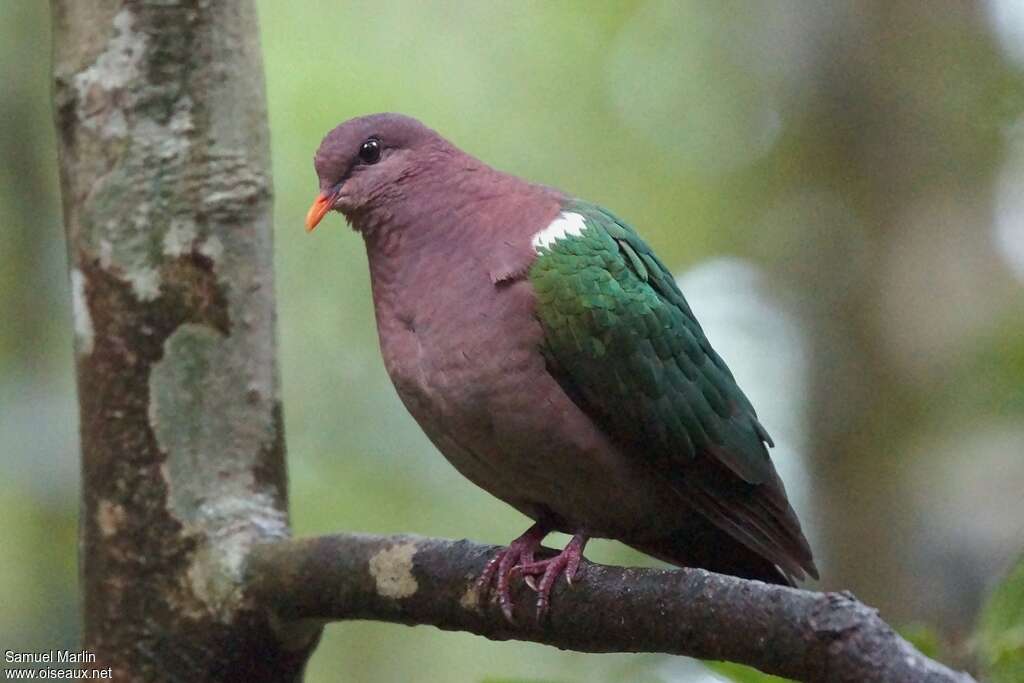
left=327, top=198, right=355, bottom=228
left=337, top=206, right=372, bottom=235
left=333, top=195, right=386, bottom=235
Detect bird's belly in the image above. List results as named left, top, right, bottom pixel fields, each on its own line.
left=379, top=297, right=681, bottom=540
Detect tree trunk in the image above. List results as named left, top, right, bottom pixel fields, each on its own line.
left=52, top=1, right=319, bottom=679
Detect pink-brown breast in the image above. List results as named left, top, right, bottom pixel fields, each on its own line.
left=361, top=187, right=683, bottom=539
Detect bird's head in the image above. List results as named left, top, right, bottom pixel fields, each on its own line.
left=305, top=113, right=446, bottom=232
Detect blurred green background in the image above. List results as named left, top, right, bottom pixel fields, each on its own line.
left=4, top=1, right=1024, bottom=681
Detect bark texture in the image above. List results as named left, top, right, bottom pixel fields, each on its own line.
left=248, top=533, right=975, bottom=683
left=52, top=1, right=318, bottom=680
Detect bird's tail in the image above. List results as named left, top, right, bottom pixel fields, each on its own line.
left=628, top=514, right=800, bottom=586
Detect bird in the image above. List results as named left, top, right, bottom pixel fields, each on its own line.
left=305, top=113, right=817, bottom=621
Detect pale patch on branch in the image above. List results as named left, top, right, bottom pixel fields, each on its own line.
left=368, top=541, right=419, bottom=599
left=459, top=582, right=482, bottom=611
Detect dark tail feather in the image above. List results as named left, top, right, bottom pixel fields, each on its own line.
left=630, top=513, right=800, bottom=586
left=668, top=455, right=819, bottom=584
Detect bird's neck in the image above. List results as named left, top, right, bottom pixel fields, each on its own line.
left=360, top=157, right=553, bottom=263
left=359, top=160, right=562, bottom=324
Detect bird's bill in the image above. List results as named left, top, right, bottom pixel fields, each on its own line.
left=305, top=192, right=334, bottom=232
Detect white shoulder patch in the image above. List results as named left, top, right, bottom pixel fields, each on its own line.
left=532, top=211, right=587, bottom=252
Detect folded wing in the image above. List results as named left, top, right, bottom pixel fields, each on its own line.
left=528, top=200, right=817, bottom=582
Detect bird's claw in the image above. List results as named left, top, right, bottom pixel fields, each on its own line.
left=476, top=525, right=546, bottom=622
left=505, top=533, right=587, bottom=621
left=478, top=529, right=588, bottom=622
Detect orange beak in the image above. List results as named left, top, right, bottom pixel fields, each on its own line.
left=305, top=192, right=334, bottom=232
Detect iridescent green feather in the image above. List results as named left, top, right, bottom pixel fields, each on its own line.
left=528, top=200, right=775, bottom=485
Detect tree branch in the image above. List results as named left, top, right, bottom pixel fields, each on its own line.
left=247, top=533, right=975, bottom=683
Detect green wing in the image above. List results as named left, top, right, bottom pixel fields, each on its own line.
left=529, top=200, right=815, bottom=580
left=530, top=200, right=775, bottom=483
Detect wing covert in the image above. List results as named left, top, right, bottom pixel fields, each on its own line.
left=528, top=200, right=775, bottom=485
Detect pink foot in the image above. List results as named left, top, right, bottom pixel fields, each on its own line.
left=513, top=533, right=588, bottom=620
left=477, top=523, right=547, bottom=622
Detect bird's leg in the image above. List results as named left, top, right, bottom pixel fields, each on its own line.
left=513, top=532, right=589, bottom=620
left=476, top=522, right=549, bottom=622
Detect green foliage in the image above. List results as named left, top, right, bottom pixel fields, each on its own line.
left=706, top=660, right=795, bottom=683
left=976, top=554, right=1024, bottom=683
left=897, top=622, right=944, bottom=661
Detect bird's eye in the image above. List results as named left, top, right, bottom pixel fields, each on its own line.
left=358, top=138, right=382, bottom=164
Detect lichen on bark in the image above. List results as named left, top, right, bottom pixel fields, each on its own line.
left=53, top=2, right=315, bottom=679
